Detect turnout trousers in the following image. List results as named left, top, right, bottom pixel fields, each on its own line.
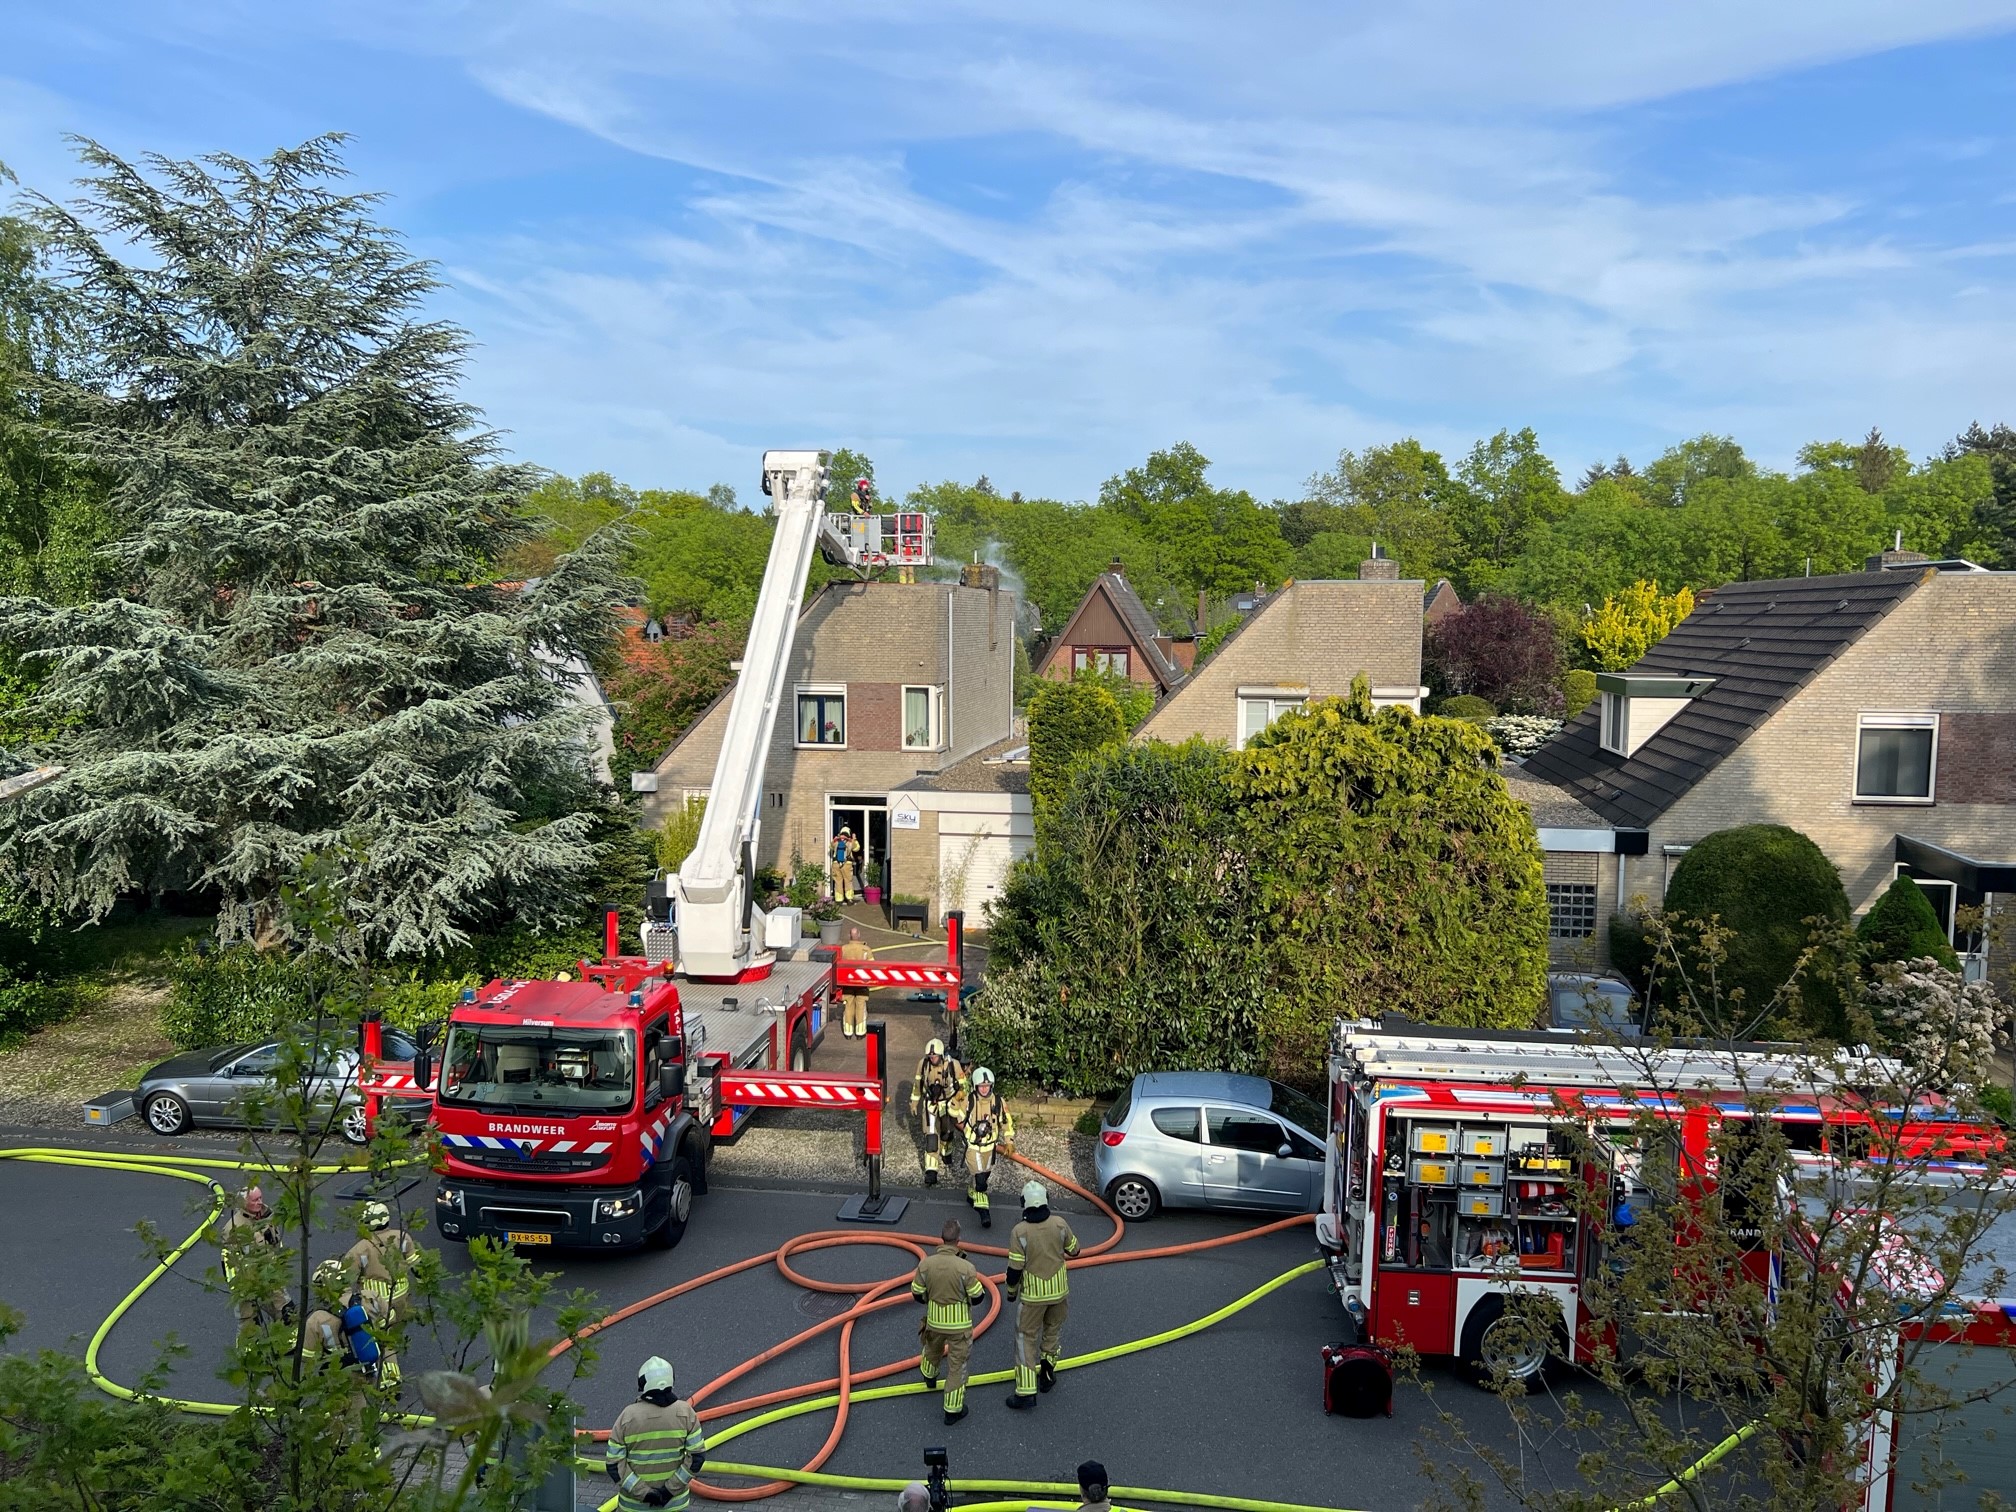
left=1014, top=1297, right=1068, bottom=1397
left=917, top=1324, right=973, bottom=1412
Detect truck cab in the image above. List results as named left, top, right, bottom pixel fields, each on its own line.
left=428, top=972, right=714, bottom=1251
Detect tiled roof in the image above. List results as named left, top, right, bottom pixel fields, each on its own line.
left=1499, top=766, right=1609, bottom=831
left=1521, top=568, right=1929, bottom=827
left=1100, top=573, right=1183, bottom=684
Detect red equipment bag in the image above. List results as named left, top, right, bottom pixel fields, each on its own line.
left=1322, top=1342, right=1393, bottom=1418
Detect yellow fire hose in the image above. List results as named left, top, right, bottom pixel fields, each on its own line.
left=0, top=1145, right=1752, bottom=1509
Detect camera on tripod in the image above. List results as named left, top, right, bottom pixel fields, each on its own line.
left=922, top=1447, right=950, bottom=1512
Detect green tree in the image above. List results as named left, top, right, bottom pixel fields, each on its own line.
left=1641, top=433, right=1756, bottom=508
left=1288, top=529, right=1373, bottom=581
left=1882, top=451, right=1994, bottom=560
left=1296, top=439, right=1456, bottom=578
left=1856, top=873, right=1961, bottom=971
left=1947, top=421, right=2016, bottom=567
left=1097, top=442, right=1289, bottom=601
left=631, top=501, right=777, bottom=624
left=1661, top=824, right=1851, bottom=1038
left=1580, top=580, right=1696, bottom=671
left=1501, top=479, right=1680, bottom=609
left=1447, top=428, right=1567, bottom=596
left=1026, top=675, right=1126, bottom=813
left=0, top=138, right=628, bottom=956
left=974, top=679, right=1548, bottom=1088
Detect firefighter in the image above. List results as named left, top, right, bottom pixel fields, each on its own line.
left=217, top=1183, right=290, bottom=1331
left=343, top=1200, right=419, bottom=1323
left=300, top=1259, right=398, bottom=1404
left=909, top=1037, right=966, bottom=1186
left=830, top=826, right=859, bottom=903
left=1075, top=1460, right=1114, bottom=1512
left=955, top=1067, right=1012, bottom=1228
left=606, top=1355, right=708, bottom=1511
left=1004, top=1179, right=1079, bottom=1410
left=838, top=926, right=873, bottom=1039
left=910, top=1219, right=985, bottom=1426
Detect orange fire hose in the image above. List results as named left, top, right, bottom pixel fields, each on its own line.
left=549, top=1146, right=1314, bottom=1500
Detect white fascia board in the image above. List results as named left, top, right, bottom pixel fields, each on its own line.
left=898, top=789, right=1030, bottom=817
left=1537, top=826, right=1616, bottom=853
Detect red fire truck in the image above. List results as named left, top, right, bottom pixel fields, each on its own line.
left=361, top=451, right=967, bottom=1250
left=1314, top=1018, right=2002, bottom=1391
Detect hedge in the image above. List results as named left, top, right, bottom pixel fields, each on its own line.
left=1855, top=874, right=1960, bottom=971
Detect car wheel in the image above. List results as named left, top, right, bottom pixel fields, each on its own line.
left=339, top=1104, right=369, bottom=1145
left=1106, top=1174, right=1161, bottom=1221
left=143, top=1092, right=190, bottom=1137
left=649, top=1150, right=696, bottom=1251
left=1461, top=1297, right=1550, bottom=1393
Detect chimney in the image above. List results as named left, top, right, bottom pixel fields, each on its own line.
left=1359, top=541, right=1401, bottom=581
left=1866, top=529, right=1929, bottom=573
left=1109, top=559, right=1126, bottom=577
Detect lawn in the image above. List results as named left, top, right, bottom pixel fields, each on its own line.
left=0, top=911, right=209, bottom=1119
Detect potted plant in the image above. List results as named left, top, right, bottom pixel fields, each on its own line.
left=813, top=892, right=844, bottom=945
left=862, top=859, right=883, bottom=907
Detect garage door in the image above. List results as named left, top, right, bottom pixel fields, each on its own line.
left=938, top=831, right=1028, bottom=924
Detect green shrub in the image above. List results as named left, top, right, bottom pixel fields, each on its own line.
left=1608, top=911, right=1655, bottom=992
left=1980, top=1084, right=2015, bottom=1128
left=1562, top=669, right=1597, bottom=718
left=1855, top=875, right=1960, bottom=971
left=654, top=797, right=707, bottom=872
left=1437, top=694, right=1495, bottom=721
left=160, top=944, right=338, bottom=1049
left=0, top=971, right=73, bottom=1046
left=1027, top=676, right=1127, bottom=811
left=1662, top=824, right=1850, bottom=1036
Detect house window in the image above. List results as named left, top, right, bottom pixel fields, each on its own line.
left=1855, top=714, right=1937, bottom=802
left=1599, top=692, right=1628, bottom=755
left=1237, top=694, right=1305, bottom=749
left=1072, top=647, right=1130, bottom=677
left=902, top=685, right=942, bottom=751
left=795, top=687, right=847, bottom=747
left=1892, top=865, right=1958, bottom=943
left=1546, top=882, right=1599, bottom=940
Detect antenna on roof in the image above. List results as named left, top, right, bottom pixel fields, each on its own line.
left=1894, top=528, right=1904, bottom=551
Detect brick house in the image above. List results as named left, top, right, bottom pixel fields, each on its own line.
left=640, top=579, right=1017, bottom=901
left=887, top=737, right=1032, bottom=926
left=1136, top=556, right=1428, bottom=748
left=1424, top=578, right=1462, bottom=625
left=1033, top=564, right=1192, bottom=696
left=1519, top=554, right=2016, bottom=975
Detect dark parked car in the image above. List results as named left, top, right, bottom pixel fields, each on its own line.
left=1545, top=972, right=1643, bottom=1037
left=136, top=1028, right=421, bottom=1144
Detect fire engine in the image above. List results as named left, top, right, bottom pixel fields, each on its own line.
left=366, top=451, right=959, bottom=1250
left=1314, top=1017, right=2003, bottom=1390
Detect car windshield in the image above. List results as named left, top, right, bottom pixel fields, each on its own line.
left=436, top=1025, right=635, bottom=1113
left=1553, top=982, right=1638, bottom=1031
left=1268, top=1081, right=1326, bottom=1137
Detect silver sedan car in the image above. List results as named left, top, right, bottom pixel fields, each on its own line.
left=1094, top=1071, right=1328, bottom=1220
left=136, top=1029, right=421, bottom=1145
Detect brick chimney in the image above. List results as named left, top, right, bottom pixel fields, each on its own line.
left=1358, top=542, right=1400, bottom=581
left=1108, top=559, right=1126, bottom=577
left=1866, top=530, right=1929, bottom=572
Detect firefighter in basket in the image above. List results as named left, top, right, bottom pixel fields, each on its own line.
left=953, top=1067, right=1012, bottom=1228
left=910, top=1037, right=967, bottom=1187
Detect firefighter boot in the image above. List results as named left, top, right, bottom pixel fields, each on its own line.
left=1039, top=1359, right=1057, bottom=1392
left=973, top=1168, right=991, bottom=1228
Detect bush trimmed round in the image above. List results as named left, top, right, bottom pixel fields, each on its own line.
left=1437, top=694, right=1496, bottom=720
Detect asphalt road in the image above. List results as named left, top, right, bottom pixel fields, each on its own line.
left=0, top=1131, right=1637, bottom=1511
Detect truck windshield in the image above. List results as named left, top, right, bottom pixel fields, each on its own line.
left=436, top=1025, right=635, bottom=1113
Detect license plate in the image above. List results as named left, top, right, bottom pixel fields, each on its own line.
left=505, top=1230, right=553, bottom=1246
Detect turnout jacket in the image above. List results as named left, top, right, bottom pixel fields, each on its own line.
left=607, top=1396, right=706, bottom=1507
left=1006, top=1213, right=1079, bottom=1303
left=910, top=1243, right=985, bottom=1332
left=912, top=1053, right=965, bottom=1106
left=956, top=1088, right=1012, bottom=1148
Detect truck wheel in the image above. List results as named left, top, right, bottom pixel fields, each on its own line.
left=1106, top=1175, right=1160, bottom=1221
left=649, top=1150, right=697, bottom=1251
left=143, top=1092, right=190, bottom=1137
left=1460, top=1297, right=1550, bottom=1393
left=790, top=1027, right=811, bottom=1073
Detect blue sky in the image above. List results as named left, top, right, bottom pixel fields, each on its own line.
left=8, top=1, right=2016, bottom=503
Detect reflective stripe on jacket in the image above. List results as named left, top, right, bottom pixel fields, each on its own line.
left=1007, top=1215, right=1079, bottom=1301
left=911, top=1244, right=985, bottom=1331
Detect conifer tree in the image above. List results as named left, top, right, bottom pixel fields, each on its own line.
left=0, top=138, right=628, bottom=955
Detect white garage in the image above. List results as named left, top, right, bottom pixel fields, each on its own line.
left=889, top=739, right=1034, bottom=932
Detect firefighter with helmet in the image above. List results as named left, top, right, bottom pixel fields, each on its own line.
left=910, top=1037, right=966, bottom=1186
left=300, top=1257, right=398, bottom=1400
left=343, top=1200, right=418, bottom=1323
left=607, top=1355, right=708, bottom=1511
left=1004, top=1178, right=1079, bottom=1410
left=954, top=1067, right=1012, bottom=1227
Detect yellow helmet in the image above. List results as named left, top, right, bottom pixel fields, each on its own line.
left=314, top=1258, right=349, bottom=1301
left=362, top=1201, right=392, bottom=1230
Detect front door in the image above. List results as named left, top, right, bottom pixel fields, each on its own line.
left=827, top=796, right=889, bottom=898
left=1204, top=1106, right=1312, bottom=1209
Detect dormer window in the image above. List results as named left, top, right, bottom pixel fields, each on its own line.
left=1593, top=674, right=1716, bottom=758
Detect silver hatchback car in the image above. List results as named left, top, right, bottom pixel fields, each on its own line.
left=1094, top=1071, right=1328, bottom=1220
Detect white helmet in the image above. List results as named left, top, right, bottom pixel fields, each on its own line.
left=925, top=1038, right=945, bottom=1058
left=1022, top=1180, right=1047, bottom=1208
left=362, top=1201, right=392, bottom=1230
left=972, top=1066, right=994, bottom=1087
left=314, top=1258, right=349, bottom=1300
left=638, top=1356, right=675, bottom=1395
